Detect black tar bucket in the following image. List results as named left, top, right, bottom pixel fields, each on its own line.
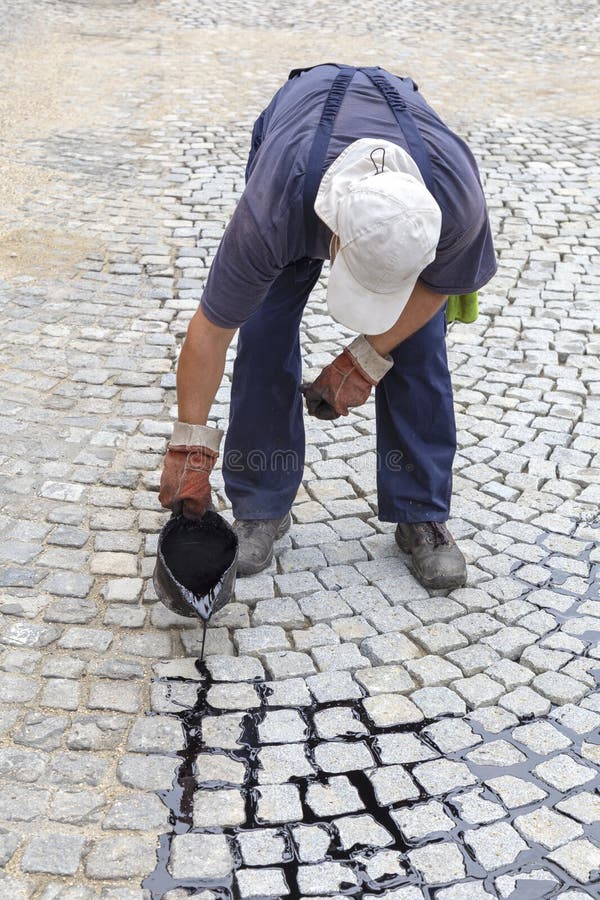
left=153, top=511, right=238, bottom=623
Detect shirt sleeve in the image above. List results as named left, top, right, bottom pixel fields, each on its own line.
left=418, top=210, right=497, bottom=296
left=418, top=132, right=498, bottom=296
left=200, top=195, right=284, bottom=329
left=200, top=148, right=306, bottom=329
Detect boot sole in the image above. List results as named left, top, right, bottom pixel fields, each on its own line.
left=236, top=513, right=292, bottom=577
left=409, top=564, right=467, bottom=592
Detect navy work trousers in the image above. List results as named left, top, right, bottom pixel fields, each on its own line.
left=223, top=259, right=456, bottom=524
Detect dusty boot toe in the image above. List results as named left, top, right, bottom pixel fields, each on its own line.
left=395, top=521, right=466, bottom=591
left=234, top=513, right=291, bottom=576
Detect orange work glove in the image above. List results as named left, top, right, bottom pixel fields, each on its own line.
left=159, top=423, right=223, bottom=519
left=303, top=335, right=393, bottom=420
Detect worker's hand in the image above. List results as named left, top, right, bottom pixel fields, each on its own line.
left=159, top=423, right=223, bottom=519
left=303, top=335, right=394, bottom=420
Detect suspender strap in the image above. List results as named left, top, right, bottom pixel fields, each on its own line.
left=302, top=66, right=356, bottom=232
left=360, top=67, right=436, bottom=194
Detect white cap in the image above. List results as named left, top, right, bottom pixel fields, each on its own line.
left=315, top=138, right=442, bottom=335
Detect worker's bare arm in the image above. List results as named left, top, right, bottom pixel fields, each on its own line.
left=176, top=307, right=237, bottom=425
left=365, top=280, right=448, bottom=356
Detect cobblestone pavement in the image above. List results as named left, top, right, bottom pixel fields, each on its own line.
left=1, top=1, right=599, bottom=898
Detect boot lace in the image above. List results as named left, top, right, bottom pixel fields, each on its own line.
left=420, top=522, right=451, bottom=547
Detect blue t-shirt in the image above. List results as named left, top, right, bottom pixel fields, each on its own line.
left=201, top=65, right=497, bottom=329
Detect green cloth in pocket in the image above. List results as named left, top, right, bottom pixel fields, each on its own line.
left=446, top=291, right=479, bottom=324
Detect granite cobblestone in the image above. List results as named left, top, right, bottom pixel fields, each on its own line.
left=0, top=0, right=599, bottom=895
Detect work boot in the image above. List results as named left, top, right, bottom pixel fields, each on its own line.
left=395, top=521, right=467, bottom=591
left=234, top=513, right=291, bottom=576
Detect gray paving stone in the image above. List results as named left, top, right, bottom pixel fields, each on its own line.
left=313, top=741, right=375, bottom=773
left=206, top=681, right=259, bottom=710
left=410, top=686, right=466, bottom=717
left=88, top=681, right=142, bottom=713
left=306, top=670, right=362, bottom=702
left=556, top=791, right=600, bottom=825
left=0, top=829, right=21, bottom=866
left=258, top=709, right=308, bottom=743
left=484, top=658, right=534, bottom=689
left=464, top=821, right=528, bottom=869
left=354, top=848, right=406, bottom=883
left=103, top=791, right=169, bottom=830
left=514, top=806, right=583, bottom=850
left=334, top=813, right=392, bottom=850
left=423, top=719, right=482, bottom=754
left=169, top=833, right=233, bottom=880
left=201, top=713, right=245, bottom=750
left=297, top=860, right=358, bottom=894
left=86, top=835, right=157, bottom=879
left=354, top=664, right=414, bottom=695
left=312, top=706, right=367, bottom=740
left=485, top=775, right=548, bottom=809
left=392, top=800, right=454, bottom=840
left=47, top=752, right=109, bottom=787
left=255, top=783, right=303, bottom=823
left=547, top=838, right=600, bottom=883
left=298, top=590, right=353, bottom=623
left=361, top=632, right=422, bottom=665
left=0, top=672, right=38, bottom=702
left=67, top=715, right=128, bottom=751
left=13, top=712, right=68, bottom=750
left=306, top=776, right=364, bottom=817
left=331, top=614, right=376, bottom=643
left=22, top=833, right=87, bottom=875
left=533, top=753, right=596, bottom=791
left=263, top=650, right=316, bottom=679
left=368, top=765, right=420, bottom=805
left=253, top=598, right=305, bottom=628
left=126, top=717, right=183, bottom=754
left=467, top=705, right=519, bottom=734
left=411, top=623, right=469, bottom=655
left=407, top=842, right=466, bottom=884
left=466, top=739, right=526, bottom=767
left=88, top=659, right=144, bottom=681
left=450, top=673, right=505, bottom=708
left=1, top=621, right=62, bottom=649
left=58, top=628, right=112, bottom=652
left=291, top=824, right=332, bottom=863
left=363, top=693, right=424, bottom=727
left=550, top=703, right=600, bottom=734
left=404, top=655, right=463, bottom=686
left=0, top=872, right=34, bottom=899
left=44, top=572, right=94, bottom=598
left=197, top=753, right=246, bottom=786
left=532, top=670, right=589, bottom=704
left=412, top=759, right=477, bottom=796
left=482, top=625, right=537, bottom=659
left=264, top=677, right=312, bottom=707
left=375, top=732, right=438, bottom=765
left=0, top=747, right=47, bottom=783
left=498, top=685, right=551, bottom=717
left=234, top=625, right=289, bottom=656
left=50, top=789, right=106, bottom=825
left=451, top=788, right=505, bottom=825
left=193, top=788, right=245, bottom=828
left=311, top=642, right=370, bottom=672
left=205, top=654, right=264, bottom=682
left=236, top=828, right=286, bottom=866
left=511, top=720, right=571, bottom=753
left=235, top=867, right=289, bottom=899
